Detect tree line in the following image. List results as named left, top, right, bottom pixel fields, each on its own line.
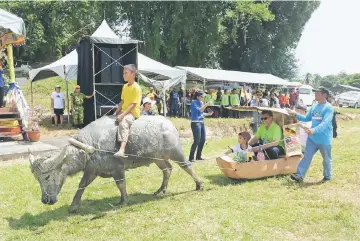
left=1, top=1, right=320, bottom=80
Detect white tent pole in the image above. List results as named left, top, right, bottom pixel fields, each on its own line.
left=163, top=89, right=166, bottom=117
left=64, top=65, right=70, bottom=124
left=92, top=43, right=97, bottom=120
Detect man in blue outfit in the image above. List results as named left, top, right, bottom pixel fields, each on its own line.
left=189, top=90, right=213, bottom=162
left=287, top=86, right=334, bottom=183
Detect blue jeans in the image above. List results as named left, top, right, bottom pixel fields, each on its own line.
left=252, top=143, right=284, bottom=160
left=189, top=122, right=206, bottom=160
left=297, top=138, right=332, bottom=179
left=171, top=98, right=178, bottom=116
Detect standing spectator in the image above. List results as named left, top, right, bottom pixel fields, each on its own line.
left=285, top=93, right=290, bottom=108
left=278, top=92, right=286, bottom=108
left=287, top=87, right=334, bottom=183
left=290, top=89, right=297, bottom=108
left=0, top=63, right=4, bottom=108
left=51, top=85, right=65, bottom=126
left=250, top=91, right=267, bottom=133
left=216, top=87, right=222, bottom=105
left=170, top=88, right=179, bottom=117
left=71, top=85, right=94, bottom=128
left=221, top=89, right=230, bottom=118
left=270, top=92, right=280, bottom=108
left=230, top=89, right=240, bottom=118
left=246, top=88, right=252, bottom=106
left=189, top=90, right=213, bottom=162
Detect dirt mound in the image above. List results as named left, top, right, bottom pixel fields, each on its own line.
left=337, top=113, right=360, bottom=121
left=179, top=120, right=252, bottom=140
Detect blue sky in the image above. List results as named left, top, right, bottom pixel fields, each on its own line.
left=296, top=0, right=360, bottom=76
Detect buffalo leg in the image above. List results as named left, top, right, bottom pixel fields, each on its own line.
left=69, top=172, right=97, bottom=213
left=154, top=159, right=173, bottom=196
left=171, top=147, right=204, bottom=191
left=113, top=167, right=127, bottom=205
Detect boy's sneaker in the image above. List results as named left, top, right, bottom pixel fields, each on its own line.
left=290, top=174, right=304, bottom=183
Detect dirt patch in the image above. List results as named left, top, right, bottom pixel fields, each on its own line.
left=337, top=113, right=360, bottom=121
left=178, top=119, right=252, bottom=141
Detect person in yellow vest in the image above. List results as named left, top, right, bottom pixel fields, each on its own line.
left=114, top=64, right=142, bottom=158
left=230, top=89, right=240, bottom=118
left=204, top=90, right=212, bottom=105
left=221, top=89, right=230, bottom=117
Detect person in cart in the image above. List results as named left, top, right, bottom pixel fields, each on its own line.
left=248, top=110, right=285, bottom=160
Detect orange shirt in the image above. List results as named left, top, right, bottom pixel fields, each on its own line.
left=285, top=95, right=290, bottom=105
left=279, top=95, right=286, bottom=105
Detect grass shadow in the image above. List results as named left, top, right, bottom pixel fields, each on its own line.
left=204, top=174, right=245, bottom=186
left=205, top=173, right=292, bottom=186
left=283, top=178, right=326, bottom=189
left=6, top=190, right=194, bottom=230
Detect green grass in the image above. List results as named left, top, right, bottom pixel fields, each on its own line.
left=22, top=77, right=77, bottom=110
left=1, top=120, right=360, bottom=240
left=335, top=107, right=360, bottom=114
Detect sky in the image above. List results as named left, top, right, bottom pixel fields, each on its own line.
left=296, top=0, right=360, bottom=76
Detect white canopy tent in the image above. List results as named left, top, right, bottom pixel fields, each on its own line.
left=29, top=20, right=186, bottom=85
left=28, top=20, right=186, bottom=119
left=176, top=66, right=291, bottom=87
left=0, top=8, right=26, bottom=36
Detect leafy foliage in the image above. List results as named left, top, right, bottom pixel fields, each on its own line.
left=1, top=1, right=318, bottom=79
left=297, top=72, right=360, bottom=92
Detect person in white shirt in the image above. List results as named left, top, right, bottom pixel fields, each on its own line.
left=224, top=131, right=254, bottom=162
left=51, top=85, right=65, bottom=126
left=295, top=105, right=311, bottom=153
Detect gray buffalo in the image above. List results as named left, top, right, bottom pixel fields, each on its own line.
left=29, top=115, right=204, bottom=213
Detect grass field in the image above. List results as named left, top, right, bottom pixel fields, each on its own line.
left=1, top=119, right=360, bottom=241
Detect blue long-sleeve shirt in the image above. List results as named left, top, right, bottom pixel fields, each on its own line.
left=190, top=99, right=204, bottom=121
left=296, top=102, right=334, bottom=145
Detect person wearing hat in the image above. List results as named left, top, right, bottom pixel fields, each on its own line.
left=114, top=64, right=142, bottom=158
left=189, top=90, right=213, bottom=162
left=70, top=85, right=94, bottom=128
left=141, top=97, right=156, bottom=116
left=224, top=131, right=254, bottom=162
left=287, top=86, right=334, bottom=183
left=51, top=85, right=65, bottom=126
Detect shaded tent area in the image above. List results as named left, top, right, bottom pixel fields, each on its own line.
left=175, top=66, right=291, bottom=90
left=27, top=20, right=187, bottom=123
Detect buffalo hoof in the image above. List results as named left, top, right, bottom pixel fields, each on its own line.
left=117, top=198, right=127, bottom=206
left=154, top=189, right=166, bottom=196
left=69, top=205, right=79, bottom=213
left=196, top=181, right=204, bottom=191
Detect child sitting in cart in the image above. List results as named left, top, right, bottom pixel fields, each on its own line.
left=224, top=131, right=254, bottom=162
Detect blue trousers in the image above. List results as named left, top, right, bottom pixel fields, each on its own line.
left=297, top=138, right=332, bottom=179
left=189, top=122, right=206, bottom=160
left=252, top=143, right=284, bottom=160
left=171, top=98, right=178, bottom=116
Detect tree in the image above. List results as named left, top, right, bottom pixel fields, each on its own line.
left=1, top=2, right=122, bottom=62
left=219, top=1, right=320, bottom=79
left=122, top=1, right=225, bottom=67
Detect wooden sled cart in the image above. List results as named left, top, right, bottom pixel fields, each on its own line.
left=217, top=106, right=303, bottom=180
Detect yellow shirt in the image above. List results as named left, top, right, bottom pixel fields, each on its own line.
left=121, top=82, right=142, bottom=118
